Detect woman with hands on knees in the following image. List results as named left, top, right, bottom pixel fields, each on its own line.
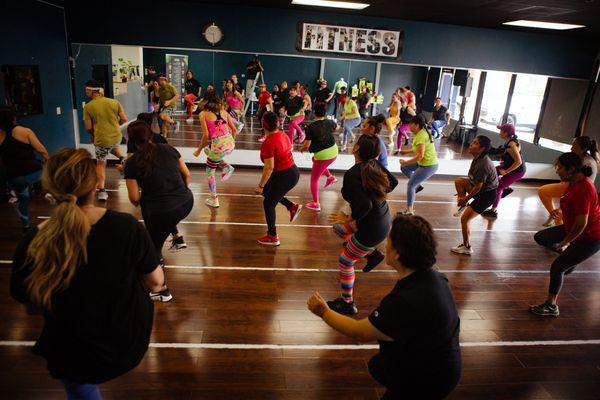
left=308, top=214, right=461, bottom=400
left=327, top=134, right=398, bottom=316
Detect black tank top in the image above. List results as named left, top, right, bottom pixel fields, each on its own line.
left=501, top=138, right=526, bottom=173
left=399, top=107, right=412, bottom=124
left=0, top=128, right=42, bottom=178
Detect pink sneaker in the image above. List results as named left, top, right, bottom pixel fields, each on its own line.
left=324, top=175, right=338, bottom=188
left=306, top=201, right=321, bottom=211
left=258, top=135, right=266, bottom=142
left=257, top=234, right=280, bottom=246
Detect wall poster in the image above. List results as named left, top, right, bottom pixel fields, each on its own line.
left=165, top=54, right=188, bottom=111
left=297, top=22, right=402, bottom=60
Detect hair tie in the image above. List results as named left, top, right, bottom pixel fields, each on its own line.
left=54, top=194, right=77, bottom=204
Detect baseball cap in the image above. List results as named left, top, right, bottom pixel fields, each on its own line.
left=497, top=123, right=515, bottom=136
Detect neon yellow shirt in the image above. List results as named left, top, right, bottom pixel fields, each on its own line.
left=412, top=128, right=438, bottom=167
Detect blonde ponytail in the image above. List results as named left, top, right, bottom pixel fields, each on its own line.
left=25, top=148, right=97, bottom=310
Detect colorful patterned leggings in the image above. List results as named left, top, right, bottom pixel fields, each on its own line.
left=333, top=222, right=375, bottom=302
left=206, top=156, right=229, bottom=198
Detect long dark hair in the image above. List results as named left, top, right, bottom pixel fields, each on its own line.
left=556, top=152, right=593, bottom=178
left=410, top=114, right=434, bottom=143
left=127, top=121, right=155, bottom=176
left=574, top=136, right=599, bottom=162
left=355, top=135, right=390, bottom=200
left=203, top=90, right=225, bottom=114
left=364, top=114, right=386, bottom=135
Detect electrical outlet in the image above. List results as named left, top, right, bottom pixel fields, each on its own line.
left=56, top=107, right=61, bottom=115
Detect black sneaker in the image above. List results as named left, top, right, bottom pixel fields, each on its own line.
left=415, top=185, right=424, bottom=193
left=481, top=209, right=498, bottom=219
left=327, top=297, right=358, bottom=316
left=529, top=301, right=559, bottom=317
left=363, top=249, right=385, bottom=272
left=501, top=187, right=514, bottom=198
left=168, top=236, right=187, bottom=252
left=150, top=288, right=173, bottom=302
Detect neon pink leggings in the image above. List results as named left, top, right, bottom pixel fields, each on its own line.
left=396, top=123, right=410, bottom=148
left=493, top=165, right=525, bottom=208
left=310, top=157, right=336, bottom=202
left=288, top=114, right=305, bottom=142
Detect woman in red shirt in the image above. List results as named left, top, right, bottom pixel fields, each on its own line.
left=255, top=112, right=303, bottom=246
left=531, top=152, right=600, bottom=317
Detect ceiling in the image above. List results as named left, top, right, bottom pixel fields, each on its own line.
left=190, top=0, right=600, bottom=38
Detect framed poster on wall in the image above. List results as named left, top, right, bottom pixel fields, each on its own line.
left=1, top=65, right=43, bottom=117
left=165, top=54, right=188, bottom=111
left=296, top=22, right=402, bottom=60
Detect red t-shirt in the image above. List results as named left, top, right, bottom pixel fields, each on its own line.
left=260, top=130, right=295, bottom=172
left=258, top=91, right=271, bottom=107
left=560, top=177, right=600, bottom=242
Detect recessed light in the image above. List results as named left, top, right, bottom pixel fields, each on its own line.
left=291, top=0, right=370, bottom=10
left=503, top=20, right=585, bottom=30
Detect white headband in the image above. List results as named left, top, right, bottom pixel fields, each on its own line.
left=86, top=86, right=104, bottom=94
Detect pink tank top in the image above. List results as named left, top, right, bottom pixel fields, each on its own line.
left=226, top=94, right=242, bottom=110
left=206, top=114, right=231, bottom=140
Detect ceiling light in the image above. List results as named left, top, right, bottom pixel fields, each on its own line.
left=503, top=20, right=585, bottom=30
left=291, top=0, right=370, bottom=10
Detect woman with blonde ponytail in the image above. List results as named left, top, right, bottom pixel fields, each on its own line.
left=327, top=134, right=398, bottom=315
left=11, top=148, right=165, bottom=399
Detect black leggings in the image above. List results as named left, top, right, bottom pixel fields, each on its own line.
left=142, top=195, right=194, bottom=260
left=368, top=353, right=460, bottom=400
left=534, top=226, right=600, bottom=295
left=263, top=165, right=300, bottom=236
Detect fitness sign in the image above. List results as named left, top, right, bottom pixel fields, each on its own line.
left=297, top=22, right=402, bottom=60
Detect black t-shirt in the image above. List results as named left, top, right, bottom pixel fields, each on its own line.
left=283, top=95, right=304, bottom=115
left=124, top=144, right=192, bottom=213
left=10, top=210, right=158, bottom=383
left=272, top=91, right=283, bottom=111
left=432, top=105, right=448, bottom=121
left=184, top=78, right=201, bottom=95
left=314, top=88, right=332, bottom=103
left=305, top=119, right=336, bottom=153
left=341, top=161, right=398, bottom=246
left=368, top=269, right=461, bottom=390
left=145, top=73, right=157, bottom=100
left=246, top=61, right=263, bottom=80
left=357, top=93, right=371, bottom=109
left=0, top=129, right=42, bottom=178
left=126, top=133, right=168, bottom=154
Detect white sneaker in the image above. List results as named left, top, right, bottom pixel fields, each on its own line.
left=453, top=205, right=468, bottom=217
left=186, top=118, right=194, bottom=124
left=97, top=190, right=108, bottom=201
left=340, top=144, right=347, bottom=152
left=542, top=216, right=556, bottom=227
left=237, top=123, right=245, bottom=133
left=387, top=141, right=395, bottom=149
left=221, top=165, right=235, bottom=181
left=205, top=197, right=220, bottom=208
left=451, top=244, right=473, bottom=255
left=192, top=104, right=198, bottom=112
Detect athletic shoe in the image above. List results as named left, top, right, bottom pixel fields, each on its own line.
left=97, top=189, right=108, bottom=201
left=324, top=175, right=338, bottom=188
left=542, top=216, right=556, bottom=227
left=453, top=205, right=468, bottom=217
left=529, top=301, right=559, bottom=317
left=192, top=105, right=199, bottom=113
left=173, top=121, right=180, bottom=131
left=237, top=123, right=245, bottom=133
left=501, top=187, right=514, bottom=198
left=451, top=244, right=473, bottom=255
left=168, top=236, right=187, bottom=252
left=340, top=144, right=347, bottom=152
left=481, top=209, right=498, bottom=219
left=150, top=288, right=173, bottom=302
left=257, top=234, right=280, bottom=246
left=186, top=118, right=194, bottom=124
left=363, top=249, right=385, bottom=272
left=415, top=185, right=424, bottom=193
left=399, top=210, right=415, bottom=216
left=221, top=165, right=235, bottom=181
left=258, top=135, right=266, bottom=142
left=289, top=203, right=303, bottom=223
left=387, top=141, right=394, bottom=149
left=393, top=150, right=400, bottom=156
left=327, top=297, right=358, bottom=316
left=205, top=197, right=220, bottom=208
left=306, top=201, right=321, bottom=211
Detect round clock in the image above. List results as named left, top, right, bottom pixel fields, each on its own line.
left=202, top=22, right=224, bottom=47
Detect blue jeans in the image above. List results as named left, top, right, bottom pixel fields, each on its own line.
left=342, top=117, right=361, bottom=145
left=7, top=170, right=42, bottom=227
left=431, top=120, right=446, bottom=138
left=401, top=163, right=439, bottom=208
left=61, top=380, right=101, bottom=400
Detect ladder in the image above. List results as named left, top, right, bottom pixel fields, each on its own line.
left=242, top=71, right=265, bottom=117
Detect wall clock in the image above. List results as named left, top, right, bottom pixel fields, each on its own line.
left=202, top=22, right=224, bottom=47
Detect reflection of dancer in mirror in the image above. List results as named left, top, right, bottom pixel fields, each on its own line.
left=183, top=70, right=201, bottom=123
left=385, top=93, right=401, bottom=149
left=156, top=74, right=179, bottom=138
left=256, top=83, right=273, bottom=142
left=281, top=86, right=306, bottom=143
left=224, top=79, right=245, bottom=133
left=396, top=96, right=416, bottom=153
left=193, top=91, right=237, bottom=209
left=361, top=114, right=388, bottom=169
left=328, top=135, right=398, bottom=315
left=339, top=92, right=361, bottom=152
left=300, top=101, right=339, bottom=212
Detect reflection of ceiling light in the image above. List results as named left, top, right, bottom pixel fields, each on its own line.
left=291, top=0, right=370, bottom=10
left=503, top=20, right=585, bottom=30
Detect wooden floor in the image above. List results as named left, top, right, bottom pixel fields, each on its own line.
left=1, top=166, right=599, bottom=399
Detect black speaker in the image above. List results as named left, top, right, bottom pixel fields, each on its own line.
left=453, top=69, right=468, bottom=87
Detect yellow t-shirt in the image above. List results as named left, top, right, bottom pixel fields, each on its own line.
left=83, top=97, right=124, bottom=147
left=159, top=83, right=178, bottom=108
left=344, top=100, right=360, bottom=119
left=412, top=128, right=438, bottom=167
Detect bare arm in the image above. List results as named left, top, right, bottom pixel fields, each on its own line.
left=458, top=182, right=483, bottom=206
left=257, top=158, right=275, bottom=190
left=401, top=144, right=425, bottom=164
left=142, top=266, right=166, bottom=293
left=559, top=215, right=588, bottom=247
left=226, top=112, right=237, bottom=138
left=300, top=139, right=311, bottom=153
left=119, top=111, right=128, bottom=124
left=21, top=127, right=49, bottom=160
left=125, top=179, right=141, bottom=206
left=502, top=143, right=523, bottom=174
left=194, top=113, right=209, bottom=155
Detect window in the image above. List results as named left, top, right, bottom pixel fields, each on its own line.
left=478, top=71, right=512, bottom=130
left=509, top=74, right=548, bottom=143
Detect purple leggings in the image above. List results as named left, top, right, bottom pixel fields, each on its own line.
left=310, top=157, right=335, bottom=202
left=493, top=165, right=525, bottom=208
left=288, top=114, right=305, bottom=142
left=396, top=124, right=410, bottom=148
